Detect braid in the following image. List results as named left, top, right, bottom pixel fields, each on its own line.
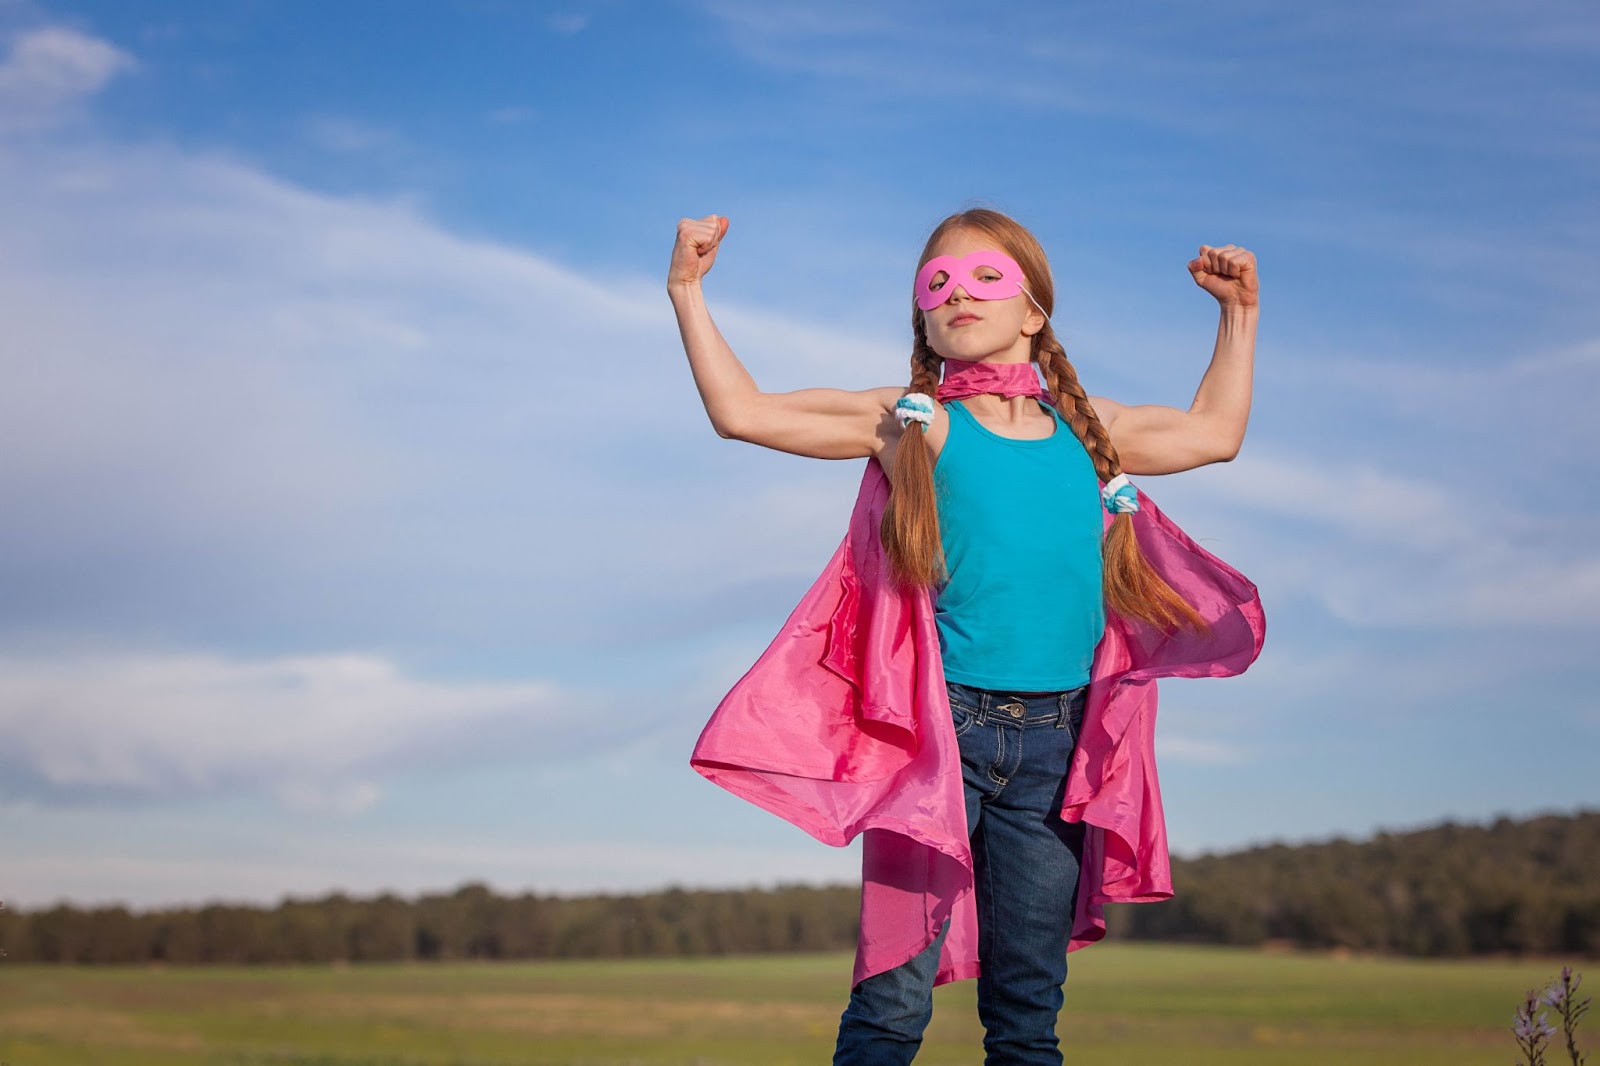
left=880, top=321, right=945, bottom=586
left=1035, top=327, right=1208, bottom=635
left=1036, top=335, right=1121, bottom=483
left=910, top=336, right=942, bottom=396
left=897, top=205, right=1206, bottom=631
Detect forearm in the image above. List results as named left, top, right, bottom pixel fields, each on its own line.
left=668, top=279, right=761, bottom=437
left=1188, top=304, right=1258, bottom=458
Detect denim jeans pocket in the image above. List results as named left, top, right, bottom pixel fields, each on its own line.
left=948, top=685, right=981, bottom=737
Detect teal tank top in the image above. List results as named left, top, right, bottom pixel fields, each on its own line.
left=933, top=399, right=1106, bottom=690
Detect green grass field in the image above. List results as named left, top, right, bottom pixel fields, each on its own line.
left=0, top=943, right=1577, bottom=1065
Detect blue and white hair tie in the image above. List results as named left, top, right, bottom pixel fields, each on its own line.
left=1101, top=472, right=1140, bottom=514
left=894, top=393, right=936, bottom=431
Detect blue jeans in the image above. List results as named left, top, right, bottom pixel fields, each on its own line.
left=833, top=681, right=1088, bottom=1065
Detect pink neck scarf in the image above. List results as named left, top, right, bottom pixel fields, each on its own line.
left=935, top=359, right=1052, bottom=404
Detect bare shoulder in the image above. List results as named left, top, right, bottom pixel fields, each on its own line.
left=867, top=384, right=909, bottom=408
left=1087, top=394, right=1126, bottom=431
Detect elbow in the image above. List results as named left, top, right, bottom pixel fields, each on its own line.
left=710, top=408, right=751, bottom=442
left=709, top=395, right=769, bottom=442
left=1214, top=434, right=1244, bottom=463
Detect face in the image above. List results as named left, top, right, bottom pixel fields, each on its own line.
left=916, top=229, right=1043, bottom=364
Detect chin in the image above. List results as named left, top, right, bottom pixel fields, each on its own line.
left=932, top=340, right=989, bottom=363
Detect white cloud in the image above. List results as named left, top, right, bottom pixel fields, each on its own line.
left=1144, top=442, right=1600, bottom=629
left=546, top=13, right=589, bottom=35
left=0, top=650, right=562, bottom=806
left=486, top=105, right=537, bottom=125
left=0, top=131, right=882, bottom=656
left=693, top=0, right=1600, bottom=177
left=0, top=25, right=133, bottom=131
left=0, top=127, right=899, bottom=811
left=301, top=115, right=397, bottom=154
left=695, top=3, right=899, bottom=42
left=1276, top=337, right=1600, bottom=456
left=1205, top=454, right=1480, bottom=551
left=275, top=779, right=385, bottom=815
left=1156, top=734, right=1249, bottom=766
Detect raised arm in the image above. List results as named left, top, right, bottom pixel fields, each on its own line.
left=1090, top=244, right=1259, bottom=476
left=668, top=214, right=903, bottom=461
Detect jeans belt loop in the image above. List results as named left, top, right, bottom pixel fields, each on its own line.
left=1059, top=689, right=1082, bottom=729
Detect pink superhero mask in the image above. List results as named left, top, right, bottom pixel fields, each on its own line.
left=913, top=249, right=1028, bottom=311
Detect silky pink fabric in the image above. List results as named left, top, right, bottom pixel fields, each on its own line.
left=935, top=359, right=1051, bottom=403
left=690, top=460, right=1265, bottom=988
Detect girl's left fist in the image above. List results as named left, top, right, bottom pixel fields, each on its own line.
left=1187, top=244, right=1258, bottom=310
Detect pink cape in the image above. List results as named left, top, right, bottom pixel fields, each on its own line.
left=690, top=460, right=1265, bottom=987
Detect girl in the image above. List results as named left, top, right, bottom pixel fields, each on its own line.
left=670, top=208, right=1262, bottom=1065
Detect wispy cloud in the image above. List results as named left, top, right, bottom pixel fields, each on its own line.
left=0, top=125, right=881, bottom=657
left=546, top=13, right=589, bottom=36
left=1154, top=448, right=1600, bottom=629
left=0, top=24, right=134, bottom=131
left=1275, top=337, right=1600, bottom=452
left=0, top=82, right=891, bottom=816
left=301, top=114, right=398, bottom=154
left=0, top=650, right=564, bottom=808
left=486, top=105, right=537, bottom=125
left=1156, top=734, right=1251, bottom=766
left=693, top=0, right=1599, bottom=167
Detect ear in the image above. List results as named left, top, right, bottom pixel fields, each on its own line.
left=1022, top=306, right=1046, bottom=337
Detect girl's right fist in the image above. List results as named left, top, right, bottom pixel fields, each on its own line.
left=669, top=214, right=730, bottom=288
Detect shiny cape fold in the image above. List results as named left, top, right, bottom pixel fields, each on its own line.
left=690, top=460, right=1265, bottom=987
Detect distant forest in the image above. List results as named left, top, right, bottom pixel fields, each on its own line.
left=3, top=810, right=1595, bottom=964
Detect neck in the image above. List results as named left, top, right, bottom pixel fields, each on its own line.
left=959, top=392, right=1043, bottom=419
left=936, top=359, right=1052, bottom=405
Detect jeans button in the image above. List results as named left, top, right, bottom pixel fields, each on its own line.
left=1001, top=701, right=1024, bottom=719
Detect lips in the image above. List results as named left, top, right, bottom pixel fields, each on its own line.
left=949, top=314, right=981, bottom=326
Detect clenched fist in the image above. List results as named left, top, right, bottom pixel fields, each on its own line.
left=1187, top=244, right=1259, bottom=310
left=669, top=214, right=731, bottom=289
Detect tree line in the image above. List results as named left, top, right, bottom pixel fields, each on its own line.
left=2, top=810, right=1594, bottom=964
left=1113, top=809, right=1600, bottom=956
left=0, top=882, right=862, bottom=965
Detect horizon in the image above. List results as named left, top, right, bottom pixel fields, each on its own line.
left=14, top=804, right=1597, bottom=914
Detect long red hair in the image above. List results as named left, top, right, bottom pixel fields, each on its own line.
left=880, top=208, right=1208, bottom=634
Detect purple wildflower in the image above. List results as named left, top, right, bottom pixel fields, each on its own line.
left=1524, top=967, right=1589, bottom=1066
left=1516, top=1005, right=1559, bottom=1043
left=1516, top=988, right=1557, bottom=1066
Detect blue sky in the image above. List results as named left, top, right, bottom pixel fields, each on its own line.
left=1, top=0, right=1596, bottom=910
